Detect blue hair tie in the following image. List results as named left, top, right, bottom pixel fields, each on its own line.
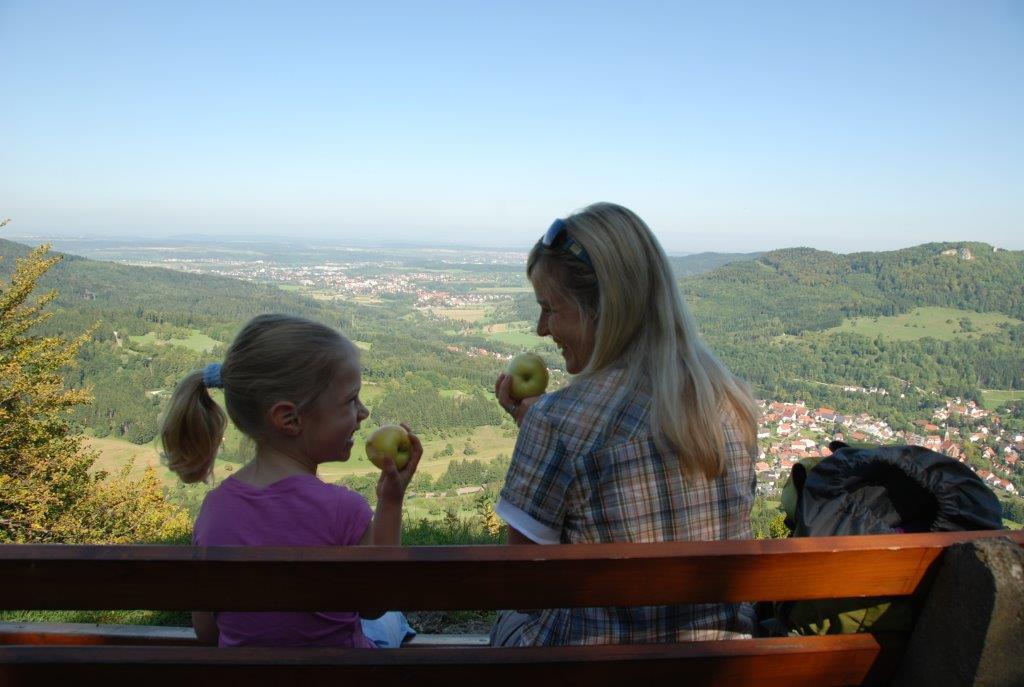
left=203, top=363, right=224, bottom=389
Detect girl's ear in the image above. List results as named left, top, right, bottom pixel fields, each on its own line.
left=267, top=401, right=302, bottom=436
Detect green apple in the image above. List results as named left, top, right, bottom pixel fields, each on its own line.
left=506, top=352, right=549, bottom=400
left=365, top=424, right=412, bottom=470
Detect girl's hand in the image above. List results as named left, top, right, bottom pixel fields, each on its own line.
left=375, top=423, right=422, bottom=504
left=494, top=373, right=542, bottom=427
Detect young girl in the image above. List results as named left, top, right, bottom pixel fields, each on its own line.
left=160, top=313, right=420, bottom=648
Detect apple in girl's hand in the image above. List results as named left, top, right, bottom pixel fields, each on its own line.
left=365, top=425, right=412, bottom=470
left=506, top=353, right=549, bottom=400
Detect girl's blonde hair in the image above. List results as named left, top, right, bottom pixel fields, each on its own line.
left=528, top=202, right=757, bottom=479
left=160, top=314, right=356, bottom=483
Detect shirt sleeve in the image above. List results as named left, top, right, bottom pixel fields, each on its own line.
left=496, top=408, right=573, bottom=545
left=334, top=486, right=374, bottom=545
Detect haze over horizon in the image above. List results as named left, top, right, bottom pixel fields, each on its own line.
left=2, top=226, right=1021, bottom=259
left=2, top=1, right=1022, bottom=253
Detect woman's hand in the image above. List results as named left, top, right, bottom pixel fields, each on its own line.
left=375, top=423, right=422, bottom=505
left=495, top=373, right=543, bottom=427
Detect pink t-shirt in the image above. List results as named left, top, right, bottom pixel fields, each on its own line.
left=193, top=474, right=375, bottom=647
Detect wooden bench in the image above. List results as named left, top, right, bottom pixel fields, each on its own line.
left=1, top=530, right=1022, bottom=686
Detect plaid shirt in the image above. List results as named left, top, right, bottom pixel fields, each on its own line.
left=495, top=366, right=756, bottom=646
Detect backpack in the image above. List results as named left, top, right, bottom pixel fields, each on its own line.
left=770, top=441, right=1003, bottom=635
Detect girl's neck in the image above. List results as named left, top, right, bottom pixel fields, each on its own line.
left=234, top=444, right=317, bottom=488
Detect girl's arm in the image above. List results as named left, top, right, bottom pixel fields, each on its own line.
left=192, top=611, right=219, bottom=645
left=358, top=428, right=421, bottom=620
left=372, top=424, right=423, bottom=546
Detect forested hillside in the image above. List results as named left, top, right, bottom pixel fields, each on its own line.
left=681, top=242, right=1024, bottom=429
left=667, top=251, right=762, bottom=277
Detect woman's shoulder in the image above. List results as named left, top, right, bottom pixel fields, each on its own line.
left=529, top=367, right=648, bottom=444
left=537, top=367, right=633, bottom=408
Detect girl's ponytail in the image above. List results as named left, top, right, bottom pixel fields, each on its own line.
left=160, top=370, right=227, bottom=483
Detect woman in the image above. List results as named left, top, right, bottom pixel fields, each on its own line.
left=492, top=203, right=758, bottom=646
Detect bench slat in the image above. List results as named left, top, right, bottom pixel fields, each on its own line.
left=2, top=531, right=1020, bottom=611
left=0, top=635, right=905, bottom=687
left=0, top=622, right=490, bottom=648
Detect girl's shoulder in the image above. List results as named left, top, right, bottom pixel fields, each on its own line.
left=211, top=474, right=365, bottom=507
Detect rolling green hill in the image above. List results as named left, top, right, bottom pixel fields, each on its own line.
left=679, top=242, right=1024, bottom=426
left=667, top=251, right=762, bottom=278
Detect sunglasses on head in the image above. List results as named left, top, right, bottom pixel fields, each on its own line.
left=542, top=219, right=593, bottom=269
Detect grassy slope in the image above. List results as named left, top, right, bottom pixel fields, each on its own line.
left=823, top=307, right=1021, bottom=342
left=981, top=389, right=1024, bottom=410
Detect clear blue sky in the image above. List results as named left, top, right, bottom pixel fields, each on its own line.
left=2, top=1, right=1021, bottom=253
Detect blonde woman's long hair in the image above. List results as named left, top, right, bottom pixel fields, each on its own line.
left=160, top=314, right=355, bottom=483
left=528, top=203, right=757, bottom=479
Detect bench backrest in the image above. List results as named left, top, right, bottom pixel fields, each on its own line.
left=2, top=531, right=1021, bottom=687
left=2, top=530, right=1021, bottom=611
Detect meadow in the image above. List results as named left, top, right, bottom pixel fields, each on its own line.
left=481, top=321, right=546, bottom=349
left=981, top=389, right=1024, bottom=410
left=823, top=307, right=1021, bottom=342
left=129, top=330, right=222, bottom=353
left=427, top=307, right=491, bottom=323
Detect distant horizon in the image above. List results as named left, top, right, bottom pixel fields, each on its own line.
left=2, top=227, right=1020, bottom=258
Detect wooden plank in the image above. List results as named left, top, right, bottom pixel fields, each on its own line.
left=0, top=622, right=488, bottom=648
left=0, top=623, right=200, bottom=647
left=404, top=634, right=489, bottom=647
left=1, top=531, right=1019, bottom=612
left=0, top=635, right=905, bottom=687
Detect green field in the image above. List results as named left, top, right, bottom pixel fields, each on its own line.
left=824, top=307, right=1021, bottom=341
left=481, top=321, right=546, bottom=349
left=981, top=389, right=1024, bottom=410
left=129, top=330, right=221, bottom=353
left=486, top=331, right=546, bottom=348
left=428, top=307, right=491, bottom=323
left=86, top=434, right=249, bottom=486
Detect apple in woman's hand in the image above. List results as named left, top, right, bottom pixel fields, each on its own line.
left=506, top=353, right=549, bottom=400
left=365, top=424, right=412, bottom=470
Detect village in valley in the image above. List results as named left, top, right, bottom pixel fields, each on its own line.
left=754, top=398, right=1021, bottom=499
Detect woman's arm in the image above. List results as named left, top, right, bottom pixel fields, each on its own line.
left=192, top=611, right=219, bottom=645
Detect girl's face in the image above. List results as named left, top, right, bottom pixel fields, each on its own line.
left=532, top=275, right=596, bottom=375
left=301, top=356, right=368, bottom=464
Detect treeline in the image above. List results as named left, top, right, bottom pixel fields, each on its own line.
left=684, top=242, right=1024, bottom=337
left=714, top=328, right=1024, bottom=403
left=371, top=387, right=505, bottom=436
